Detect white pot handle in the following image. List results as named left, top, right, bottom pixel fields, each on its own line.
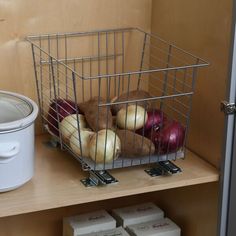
left=0, top=142, right=20, bottom=163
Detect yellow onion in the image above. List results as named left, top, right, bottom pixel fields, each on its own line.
left=70, top=130, right=94, bottom=158
left=89, top=129, right=121, bottom=163
left=59, top=114, right=87, bottom=142
left=117, top=105, right=147, bottom=130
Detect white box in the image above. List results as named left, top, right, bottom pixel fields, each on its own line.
left=112, top=202, right=164, bottom=227
left=63, top=210, right=116, bottom=236
left=126, top=218, right=181, bottom=236
left=80, top=226, right=130, bottom=236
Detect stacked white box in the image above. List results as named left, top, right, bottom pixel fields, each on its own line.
left=63, top=210, right=116, bottom=236
left=126, top=218, right=181, bottom=236
left=80, top=226, right=130, bottom=236
left=112, top=202, right=164, bottom=227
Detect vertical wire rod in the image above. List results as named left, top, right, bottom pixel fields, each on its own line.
left=50, top=56, right=63, bottom=149
left=137, top=33, right=148, bottom=89
left=71, top=71, right=83, bottom=159
left=31, top=44, right=44, bottom=128
left=82, top=58, right=85, bottom=102
left=121, top=31, right=125, bottom=92
left=94, top=31, right=101, bottom=169
left=122, top=74, right=131, bottom=168
left=183, top=58, right=200, bottom=158
left=89, top=57, right=93, bottom=98
left=160, top=44, right=172, bottom=110
left=56, top=33, right=60, bottom=96
left=39, top=37, right=44, bottom=123
left=113, top=31, right=117, bottom=96
left=65, top=35, right=68, bottom=98
left=48, top=35, right=52, bottom=99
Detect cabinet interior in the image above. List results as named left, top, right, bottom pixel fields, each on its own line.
left=0, top=0, right=231, bottom=235
left=151, top=0, right=233, bottom=168
left=0, top=183, right=219, bottom=236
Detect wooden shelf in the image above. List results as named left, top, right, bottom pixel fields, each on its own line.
left=0, top=134, right=219, bottom=218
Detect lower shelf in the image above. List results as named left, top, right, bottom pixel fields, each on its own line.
left=0, top=134, right=219, bottom=218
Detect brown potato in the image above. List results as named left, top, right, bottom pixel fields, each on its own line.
left=116, top=129, right=155, bottom=157
left=79, top=97, right=113, bottom=131
left=111, top=90, right=152, bottom=114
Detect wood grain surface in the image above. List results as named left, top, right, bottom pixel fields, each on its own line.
left=0, top=0, right=152, bottom=133
left=0, top=134, right=218, bottom=218
left=0, top=2, right=225, bottom=236
left=150, top=0, right=233, bottom=168
left=0, top=183, right=219, bottom=236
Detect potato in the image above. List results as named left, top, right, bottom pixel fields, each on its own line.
left=116, top=129, right=155, bottom=157
left=79, top=97, right=113, bottom=131
left=117, top=105, right=147, bottom=130
left=111, top=90, right=152, bottom=114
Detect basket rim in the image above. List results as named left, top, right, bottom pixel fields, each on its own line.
left=26, top=27, right=209, bottom=80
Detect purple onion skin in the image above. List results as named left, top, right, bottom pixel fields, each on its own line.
left=47, top=99, right=78, bottom=136
left=136, top=109, right=165, bottom=135
left=147, top=120, right=186, bottom=154
left=146, top=110, right=165, bottom=130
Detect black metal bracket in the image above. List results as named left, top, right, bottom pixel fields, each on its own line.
left=145, top=160, right=182, bottom=177
left=81, top=170, right=118, bottom=187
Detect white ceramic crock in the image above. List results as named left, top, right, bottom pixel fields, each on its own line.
left=0, top=90, right=38, bottom=192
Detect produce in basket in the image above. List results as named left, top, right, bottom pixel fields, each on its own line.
left=145, top=109, right=166, bottom=130
left=111, top=116, right=118, bottom=131
left=136, top=109, right=166, bottom=135
left=147, top=120, right=185, bottom=154
left=111, top=90, right=152, bottom=115
left=116, top=129, right=155, bottom=157
left=59, top=114, right=88, bottom=143
left=117, top=105, right=148, bottom=130
left=79, top=97, right=113, bottom=131
left=47, top=98, right=79, bottom=136
left=89, top=129, right=121, bottom=163
left=70, top=130, right=95, bottom=158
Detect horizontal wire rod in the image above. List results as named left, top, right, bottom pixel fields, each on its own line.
left=98, top=92, right=193, bottom=107
left=39, top=53, right=123, bottom=65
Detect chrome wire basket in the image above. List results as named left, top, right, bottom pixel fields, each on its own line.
left=27, top=27, right=208, bottom=174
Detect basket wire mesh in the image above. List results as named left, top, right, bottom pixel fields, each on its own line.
left=27, top=27, right=209, bottom=171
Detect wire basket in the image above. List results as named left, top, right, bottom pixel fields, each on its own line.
left=27, top=27, right=208, bottom=171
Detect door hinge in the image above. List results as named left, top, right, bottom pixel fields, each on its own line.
left=221, top=101, right=236, bottom=115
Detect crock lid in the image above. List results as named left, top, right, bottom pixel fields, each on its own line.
left=0, top=91, right=38, bottom=131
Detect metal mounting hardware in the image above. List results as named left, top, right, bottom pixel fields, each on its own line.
left=145, top=166, right=165, bottom=177
left=158, top=160, right=182, bottom=174
left=43, top=137, right=59, bottom=148
left=81, top=170, right=118, bottom=187
left=145, top=160, right=182, bottom=177
left=221, top=101, right=236, bottom=115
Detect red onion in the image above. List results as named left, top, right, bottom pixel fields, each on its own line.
left=47, top=99, right=78, bottom=136
left=147, top=120, right=185, bottom=154
left=136, top=109, right=165, bottom=135
left=146, top=110, right=165, bottom=130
